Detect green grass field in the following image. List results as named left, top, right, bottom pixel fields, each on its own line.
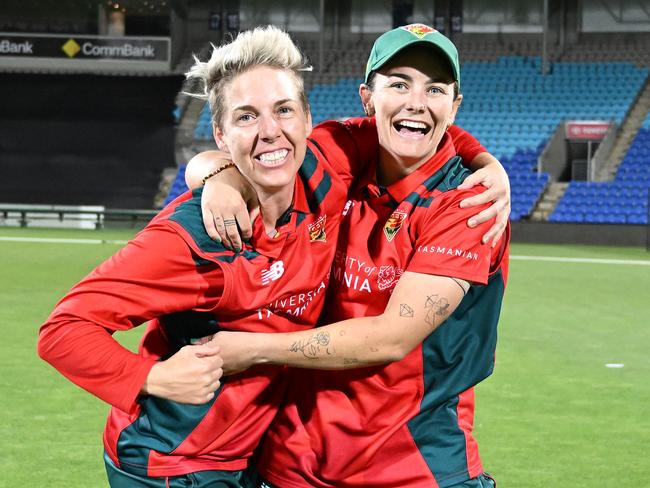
left=1, top=226, right=649, bottom=487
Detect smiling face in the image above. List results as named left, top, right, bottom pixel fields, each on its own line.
left=360, top=45, right=462, bottom=178
left=213, top=65, right=312, bottom=197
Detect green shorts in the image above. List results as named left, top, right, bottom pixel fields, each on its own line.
left=447, top=472, right=496, bottom=488
left=104, top=452, right=247, bottom=488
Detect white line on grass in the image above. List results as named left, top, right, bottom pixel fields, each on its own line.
left=2, top=236, right=650, bottom=266
left=510, top=255, right=650, bottom=266
left=0, top=236, right=128, bottom=245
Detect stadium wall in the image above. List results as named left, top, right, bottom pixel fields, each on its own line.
left=0, top=73, right=183, bottom=208
left=512, top=222, right=649, bottom=247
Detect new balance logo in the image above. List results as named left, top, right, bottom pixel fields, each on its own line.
left=261, top=260, right=285, bottom=285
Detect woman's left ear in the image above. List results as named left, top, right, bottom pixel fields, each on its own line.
left=448, top=94, right=463, bottom=127
left=305, top=109, right=313, bottom=135
left=213, top=124, right=227, bottom=151
left=359, top=84, right=375, bottom=116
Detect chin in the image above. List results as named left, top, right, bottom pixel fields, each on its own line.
left=259, top=173, right=296, bottom=191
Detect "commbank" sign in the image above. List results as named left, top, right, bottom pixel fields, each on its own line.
left=0, top=33, right=169, bottom=62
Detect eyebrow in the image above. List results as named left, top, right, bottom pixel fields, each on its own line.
left=232, top=99, right=297, bottom=112
left=274, top=98, right=294, bottom=106
left=385, top=71, right=450, bottom=84
left=232, top=104, right=257, bottom=113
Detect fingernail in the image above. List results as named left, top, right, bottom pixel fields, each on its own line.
left=468, top=219, right=477, bottom=227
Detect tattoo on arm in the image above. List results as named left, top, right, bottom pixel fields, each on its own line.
left=424, top=294, right=450, bottom=328
left=399, top=303, right=414, bottom=318
left=288, top=331, right=334, bottom=359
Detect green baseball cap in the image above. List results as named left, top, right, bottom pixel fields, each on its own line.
left=365, top=23, right=460, bottom=90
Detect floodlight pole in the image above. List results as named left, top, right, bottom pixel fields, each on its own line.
left=319, top=0, right=324, bottom=73
left=542, top=0, right=549, bottom=75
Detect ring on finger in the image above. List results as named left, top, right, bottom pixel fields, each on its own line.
left=224, top=219, right=237, bottom=226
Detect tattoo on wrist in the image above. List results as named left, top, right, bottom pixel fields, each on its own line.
left=288, top=331, right=333, bottom=359
left=424, top=294, right=450, bottom=328
left=399, top=303, right=414, bottom=318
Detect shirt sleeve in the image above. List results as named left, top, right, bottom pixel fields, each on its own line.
left=37, top=222, right=225, bottom=413
left=309, top=117, right=379, bottom=187
left=407, top=187, right=495, bottom=285
left=448, top=125, right=487, bottom=164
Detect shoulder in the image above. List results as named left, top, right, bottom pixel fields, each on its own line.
left=419, top=156, right=474, bottom=195
left=160, top=188, right=232, bottom=256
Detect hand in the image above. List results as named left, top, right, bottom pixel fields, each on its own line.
left=142, top=343, right=223, bottom=404
left=201, top=170, right=259, bottom=252
left=457, top=163, right=510, bottom=247
left=207, top=331, right=259, bottom=376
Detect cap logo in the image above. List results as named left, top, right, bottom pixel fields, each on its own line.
left=400, top=24, right=436, bottom=39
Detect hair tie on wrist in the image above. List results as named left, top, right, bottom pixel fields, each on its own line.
left=201, top=162, right=236, bottom=185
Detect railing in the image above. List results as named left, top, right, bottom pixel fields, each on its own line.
left=0, top=204, right=157, bottom=229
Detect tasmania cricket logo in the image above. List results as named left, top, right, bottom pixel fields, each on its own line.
left=308, top=215, right=327, bottom=242
left=401, top=24, right=436, bottom=39
left=383, top=210, right=407, bottom=242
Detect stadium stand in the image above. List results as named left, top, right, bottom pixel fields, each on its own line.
left=181, top=55, right=648, bottom=222
left=162, top=164, right=189, bottom=206
left=550, top=118, right=650, bottom=225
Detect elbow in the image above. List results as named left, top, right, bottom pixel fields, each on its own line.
left=37, top=323, right=54, bottom=363
left=379, top=342, right=411, bottom=364
left=368, top=316, right=413, bottom=364
left=37, top=319, right=68, bottom=365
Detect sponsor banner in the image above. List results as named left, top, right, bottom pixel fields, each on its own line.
left=565, top=121, right=611, bottom=141
left=0, top=33, right=169, bottom=62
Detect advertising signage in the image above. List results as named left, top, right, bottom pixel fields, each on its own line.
left=0, top=33, right=169, bottom=62
left=565, top=120, right=612, bottom=141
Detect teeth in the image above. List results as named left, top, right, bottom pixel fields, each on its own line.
left=258, top=149, right=288, bottom=162
left=398, top=120, right=428, bottom=129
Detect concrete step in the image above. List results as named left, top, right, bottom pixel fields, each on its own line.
left=594, top=76, right=650, bottom=181
left=530, top=181, right=569, bottom=221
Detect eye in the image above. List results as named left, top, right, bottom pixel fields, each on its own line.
left=237, top=113, right=255, bottom=123
left=427, top=85, right=446, bottom=95
left=277, top=106, right=294, bottom=116
left=390, top=82, right=407, bottom=91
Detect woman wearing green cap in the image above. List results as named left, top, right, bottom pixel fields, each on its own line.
left=187, top=24, right=505, bottom=488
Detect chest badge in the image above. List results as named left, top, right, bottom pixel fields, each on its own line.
left=308, top=215, right=327, bottom=242
left=383, top=210, right=407, bottom=242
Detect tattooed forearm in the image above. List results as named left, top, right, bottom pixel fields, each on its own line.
left=399, top=303, right=414, bottom=318
left=288, top=331, right=334, bottom=359
left=424, top=294, right=450, bottom=328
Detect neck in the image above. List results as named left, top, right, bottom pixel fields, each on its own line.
left=376, top=148, right=431, bottom=186
left=255, top=180, right=295, bottom=233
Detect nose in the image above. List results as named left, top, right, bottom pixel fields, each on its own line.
left=406, top=90, right=426, bottom=113
left=258, top=114, right=281, bottom=142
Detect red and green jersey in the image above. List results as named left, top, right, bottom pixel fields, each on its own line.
left=258, top=131, right=509, bottom=488
left=38, top=122, right=362, bottom=478
left=38, top=118, right=488, bottom=480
